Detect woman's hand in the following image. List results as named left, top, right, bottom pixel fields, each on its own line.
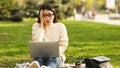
left=40, top=10, right=44, bottom=28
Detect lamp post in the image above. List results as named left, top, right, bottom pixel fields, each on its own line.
left=115, top=0, right=118, bottom=13
left=81, top=0, right=86, bottom=13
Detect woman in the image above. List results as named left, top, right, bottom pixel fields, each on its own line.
left=29, top=3, right=68, bottom=68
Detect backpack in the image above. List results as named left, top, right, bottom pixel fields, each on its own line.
left=84, top=56, right=113, bottom=68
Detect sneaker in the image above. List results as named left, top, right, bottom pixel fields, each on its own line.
left=29, top=61, right=40, bottom=68
left=41, top=65, right=50, bottom=68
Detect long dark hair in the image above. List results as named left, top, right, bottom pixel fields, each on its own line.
left=37, top=3, right=58, bottom=23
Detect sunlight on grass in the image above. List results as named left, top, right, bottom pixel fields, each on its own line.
left=0, top=22, right=25, bottom=27
left=0, top=32, right=10, bottom=36
left=0, top=24, right=25, bottom=27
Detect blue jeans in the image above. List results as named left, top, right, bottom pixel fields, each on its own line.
left=34, top=57, right=63, bottom=68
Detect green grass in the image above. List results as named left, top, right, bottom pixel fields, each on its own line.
left=0, top=19, right=120, bottom=68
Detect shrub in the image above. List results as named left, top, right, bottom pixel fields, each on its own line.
left=10, top=14, right=23, bottom=22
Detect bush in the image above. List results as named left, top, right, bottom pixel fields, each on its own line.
left=10, top=14, right=23, bottom=22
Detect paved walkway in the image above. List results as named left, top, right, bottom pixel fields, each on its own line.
left=70, top=14, right=120, bottom=26
left=93, top=14, right=120, bottom=26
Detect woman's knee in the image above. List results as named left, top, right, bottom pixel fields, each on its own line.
left=35, top=58, right=44, bottom=66
left=56, top=57, right=63, bottom=68
left=45, top=58, right=56, bottom=68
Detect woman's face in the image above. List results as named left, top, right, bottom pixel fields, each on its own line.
left=42, top=9, right=54, bottom=26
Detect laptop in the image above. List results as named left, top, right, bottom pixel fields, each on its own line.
left=29, top=41, right=60, bottom=58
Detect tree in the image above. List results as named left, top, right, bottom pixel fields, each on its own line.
left=24, top=0, right=39, bottom=18
left=0, top=0, right=23, bottom=22
left=0, top=0, right=12, bottom=20
left=43, top=0, right=74, bottom=19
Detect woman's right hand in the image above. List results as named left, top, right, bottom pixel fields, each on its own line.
left=40, top=10, right=44, bottom=28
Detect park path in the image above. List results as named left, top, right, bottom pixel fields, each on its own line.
left=71, top=14, right=120, bottom=26
left=94, top=14, right=120, bottom=26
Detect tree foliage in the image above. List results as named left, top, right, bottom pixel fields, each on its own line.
left=0, top=0, right=23, bottom=22
left=0, top=0, right=119, bottom=22
left=23, top=0, right=39, bottom=18
left=43, top=0, right=74, bottom=19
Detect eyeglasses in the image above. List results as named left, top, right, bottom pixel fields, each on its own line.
left=42, top=14, right=54, bottom=18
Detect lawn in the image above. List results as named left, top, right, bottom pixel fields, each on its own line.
left=0, top=19, right=120, bottom=68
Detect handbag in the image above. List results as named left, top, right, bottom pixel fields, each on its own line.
left=83, top=56, right=113, bottom=68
